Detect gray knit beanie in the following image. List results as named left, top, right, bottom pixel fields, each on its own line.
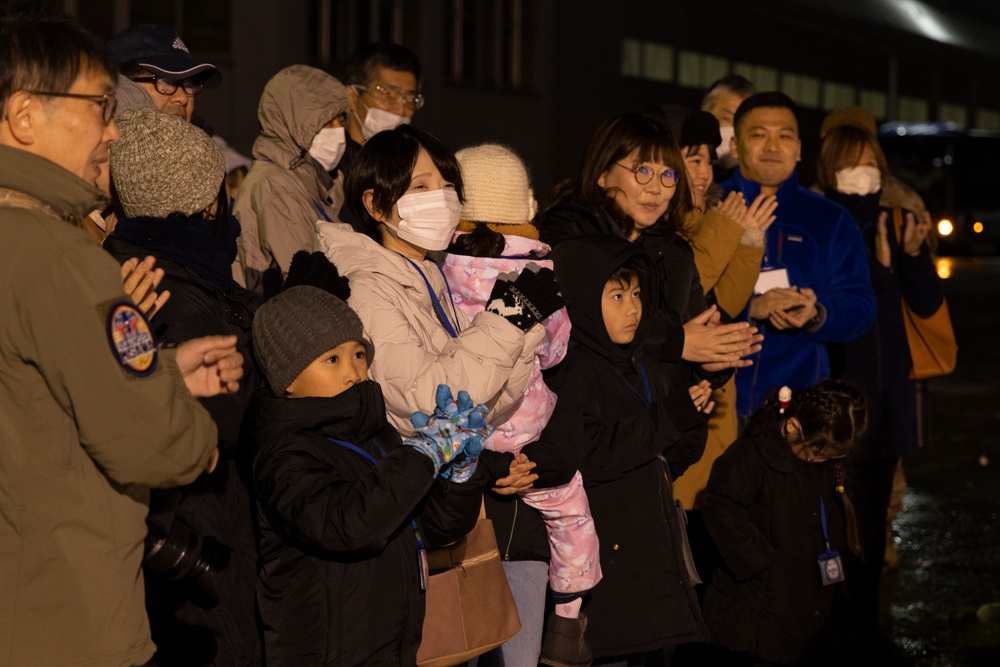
left=111, top=108, right=226, bottom=218
left=115, top=75, right=154, bottom=115
left=456, top=144, right=537, bottom=225
left=253, top=285, right=375, bottom=396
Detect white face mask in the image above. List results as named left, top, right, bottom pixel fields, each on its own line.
left=356, top=102, right=410, bottom=140
left=391, top=189, right=462, bottom=251
left=717, top=125, right=736, bottom=159
left=308, top=126, right=346, bottom=171
left=835, top=165, right=881, bottom=196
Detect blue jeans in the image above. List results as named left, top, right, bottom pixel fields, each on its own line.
left=470, top=559, right=549, bottom=666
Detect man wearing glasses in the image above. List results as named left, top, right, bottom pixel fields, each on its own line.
left=109, top=24, right=221, bottom=122
left=336, top=42, right=423, bottom=233
left=0, top=16, right=237, bottom=667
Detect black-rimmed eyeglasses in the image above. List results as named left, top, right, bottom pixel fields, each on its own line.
left=28, top=91, right=117, bottom=125
left=614, top=162, right=679, bottom=188
left=132, top=75, right=203, bottom=96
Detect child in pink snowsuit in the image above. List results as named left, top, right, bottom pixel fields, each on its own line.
left=443, top=145, right=601, bottom=664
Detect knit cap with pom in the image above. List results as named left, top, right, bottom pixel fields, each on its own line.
left=111, top=107, right=225, bottom=218
left=253, top=285, right=375, bottom=396
left=456, top=144, right=538, bottom=227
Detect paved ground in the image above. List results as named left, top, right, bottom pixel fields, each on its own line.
left=891, top=256, right=1000, bottom=665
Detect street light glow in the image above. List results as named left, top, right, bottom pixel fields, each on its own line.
left=938, top=219, right=954, bottom=236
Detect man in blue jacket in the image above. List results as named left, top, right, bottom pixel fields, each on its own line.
left=719, top=92, right=875, bottom=419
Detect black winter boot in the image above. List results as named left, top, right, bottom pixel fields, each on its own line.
left=539, top=612, right=592, bottom=667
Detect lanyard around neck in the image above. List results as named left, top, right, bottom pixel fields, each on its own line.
left=602, top=358, right=653, bottom=406
left=326, top=437, right=423, bottom=546
left=400, top=255, right=462, bottom=338
left=311, top=197, right=333, bottom=223
left=819, top=495, right=831, bottom=551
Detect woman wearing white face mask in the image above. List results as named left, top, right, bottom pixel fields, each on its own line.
left=818, top=123, right=945, bottom=651
left=316, top=126, right=561, bottom=482
left=232, top=65, right=350, bottom=299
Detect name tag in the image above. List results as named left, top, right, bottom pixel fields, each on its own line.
left=754, top=267, right=791, bottom=295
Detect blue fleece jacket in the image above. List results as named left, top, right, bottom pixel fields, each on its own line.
left=719, top=169, right=876, bottom=416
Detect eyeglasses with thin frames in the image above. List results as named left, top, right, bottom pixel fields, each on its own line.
left=614, top=162, right=678, bottom=188
left=355, top=83, right=425, bottom=110
left=131, top=75, right=203, bottom=96
left=27, top=90, right=117, bottom=125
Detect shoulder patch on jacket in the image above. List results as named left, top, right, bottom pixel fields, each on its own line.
left=103, top=300, right=158, bottom=376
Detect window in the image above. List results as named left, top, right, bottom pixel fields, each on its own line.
left=976, top=109, right=1000, bottom=130
left=678, top=51, right=728, bottom=89
left=899, top=96, right=929, bottom=122
left=823, top=82, right=856, bottom=111
left=733, top=62, right=778, bottom=91
left=781, top=73, right=820, bottom=108
left=939, top=102, right=967, bottom=127
left=860, top=89, right=887, bottom=119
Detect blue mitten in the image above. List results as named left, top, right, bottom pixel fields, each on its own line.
left=440, top=398, right=492, bottom=482
left=405, top=385, right=492, bottom=476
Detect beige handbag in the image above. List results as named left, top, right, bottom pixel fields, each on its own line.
left=417, top=501, right=521, bottom=667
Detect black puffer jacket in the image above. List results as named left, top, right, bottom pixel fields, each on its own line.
left=701, top=413, right=857, bottom=665
left=547, top=235, right=709, bottom=657
left=104, top=215, right=262, bottom=667
left=247, top=380, right=485, bottom=666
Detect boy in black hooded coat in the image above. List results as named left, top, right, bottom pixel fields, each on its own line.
left=246, top=283, right=488, bottom=666
left=537, top=234, right=710, bottom=660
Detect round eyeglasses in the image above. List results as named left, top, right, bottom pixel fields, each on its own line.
left=356, top=83, right=425, bottom=110
left=614, top=162, right=679, bottom=188
left=28, top=90, right=117, bottom=125
left=132, top=75, right=203, bottom=96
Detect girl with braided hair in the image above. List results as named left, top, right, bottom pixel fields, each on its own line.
left=700, top=379, right=867, bottom=665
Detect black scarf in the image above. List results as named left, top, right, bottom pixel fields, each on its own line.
left=113, top=214, right=241, bottom=292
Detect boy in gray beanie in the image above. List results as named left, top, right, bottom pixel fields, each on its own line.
left=247, top=279, right=493, bottom=665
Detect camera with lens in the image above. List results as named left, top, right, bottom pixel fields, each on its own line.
left=144, top=515, right=230, bottom=609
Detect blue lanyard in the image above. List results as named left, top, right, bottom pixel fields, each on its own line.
left=400, top=256, right=462, bottom=339
left=326, top=437, right=424, bottom=549
left=819, top=495, right=831, bottom=551
left=602, top=359, right=653, bottom=406
left=311, top=197, right=333, bottom=223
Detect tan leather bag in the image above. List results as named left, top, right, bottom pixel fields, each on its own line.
left=892, top=207, right=958, bottom=379
left=416, top=502, right=521, bottom=667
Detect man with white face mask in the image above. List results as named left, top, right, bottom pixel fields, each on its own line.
left=336, top=43, right=424, bottom=232
left=233, top=65, right=350, bottom=298
left=702, top=74, right=757, bottom=179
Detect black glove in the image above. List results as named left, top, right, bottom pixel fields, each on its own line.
left=284, top=251, right=351, bottom=301
left=485, top=263, right=564, bottom=331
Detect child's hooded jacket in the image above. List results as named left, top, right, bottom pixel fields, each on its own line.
left=542, top=234, right=709, bottom=657
left=247, top=380, right=483, bottom=666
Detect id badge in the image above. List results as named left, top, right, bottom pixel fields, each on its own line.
left=754, top=266, right=791, bottom=295
left=818, top=550, right=845, bottom=586
left=417, top=547, right=429, bottom=591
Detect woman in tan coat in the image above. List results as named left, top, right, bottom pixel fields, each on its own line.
left=669, top=110, right=777, bottom=510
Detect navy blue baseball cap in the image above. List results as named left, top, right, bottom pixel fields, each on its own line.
left=108, top=25, right=221, bottom=88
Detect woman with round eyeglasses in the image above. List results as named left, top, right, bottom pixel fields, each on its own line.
left=539, top=113, right=761, bottom=389
left=537, top=112, right=764, bottom=663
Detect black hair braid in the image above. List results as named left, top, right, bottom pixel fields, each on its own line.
left=834, top=461, right=864, bottom=558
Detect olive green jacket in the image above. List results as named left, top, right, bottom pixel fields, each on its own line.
left=0, top=144, right=217, bottom=666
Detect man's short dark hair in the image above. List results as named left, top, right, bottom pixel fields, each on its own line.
left=701, top=74, right=756, bottom=111
left=0, top=16, right=116, bottom=114
left=733, top=91, right=800, bottom=134
left=344, top=42, right=421, bottom=87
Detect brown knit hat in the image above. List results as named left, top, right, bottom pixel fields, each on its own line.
left=253, top=285, right=375, bottom=396
left=456, top=144, right=537, bottom=226
left=111, top=108, right=225, bottom=218
left=820, top=106, right=878, bottom=138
